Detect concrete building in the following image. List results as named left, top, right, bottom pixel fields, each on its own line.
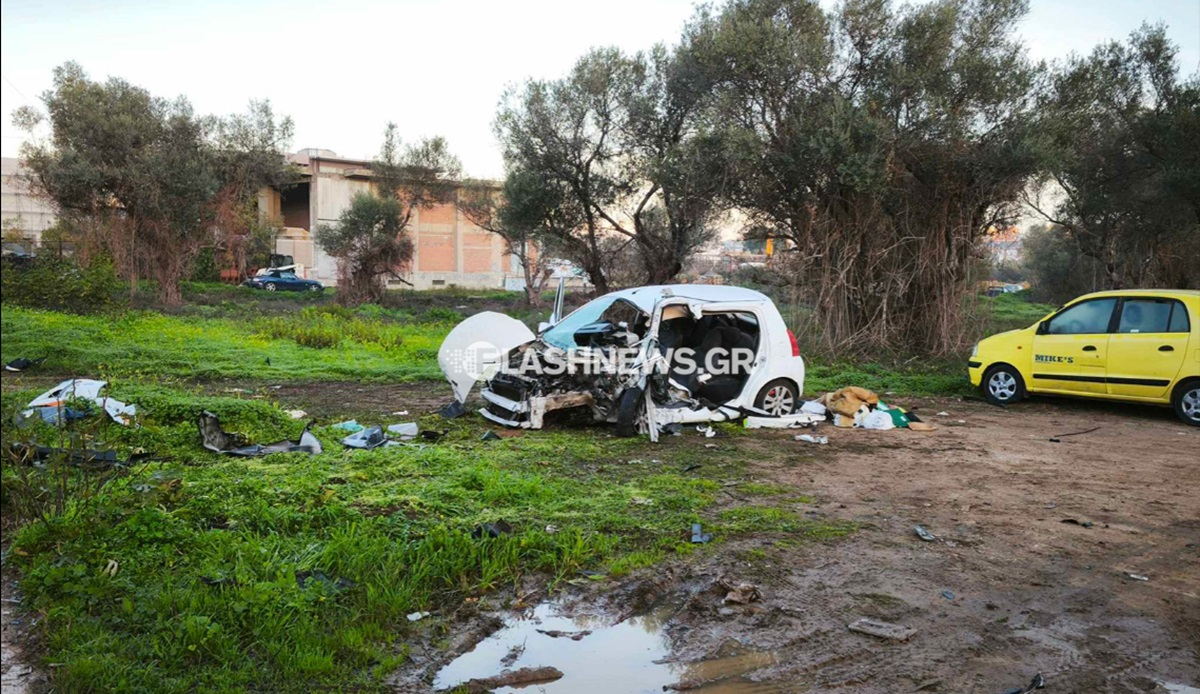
left=1, top=157, right=56, bottom=245
left=259, top=149, right=515, bottom=290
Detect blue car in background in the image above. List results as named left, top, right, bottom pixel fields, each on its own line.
left=242, top=270, right=324, bottom=293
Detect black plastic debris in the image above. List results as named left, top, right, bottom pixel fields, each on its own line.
left=1061, top=518, right=1094, bottom=528
left=198, top=411, right=322, bottom=456
left=295, top=569, right=355, bottom=592
left=914, top=525, right=937, bottom=542
left=1001, top=672, right=1045, bottom=694
left=342, top=426, right=387, bottom=450
left=472, top=520, right=513, bottom=539
left=941, top=590, right=955, bottom=600
left=421, top=429, right=447, bottom=442
left=9, top=442, right=151, bottom=470
left=682, top=464, right=702, bottom=473
left=439, top=400, right=467, bottom=419
left=480, top=430, right=501, bottom=441
left=5, top=356, right=46, bottom=372
left=691, top=522, right=712, bottom=544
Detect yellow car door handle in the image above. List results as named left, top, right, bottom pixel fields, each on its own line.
left=1158, top=345, right=1174, bottom=352
left=1082, top=345, right=1097, bottom=352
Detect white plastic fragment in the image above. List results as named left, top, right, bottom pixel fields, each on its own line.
left=22, top=378, right=137, bottom=426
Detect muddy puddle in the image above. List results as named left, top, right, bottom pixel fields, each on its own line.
left=433, top=601, right=784, bottom=693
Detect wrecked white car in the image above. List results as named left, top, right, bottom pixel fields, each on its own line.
left=438, top=284, right=813, bottom=440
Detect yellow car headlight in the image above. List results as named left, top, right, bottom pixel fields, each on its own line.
left=971, top=342, right=979, bottom=358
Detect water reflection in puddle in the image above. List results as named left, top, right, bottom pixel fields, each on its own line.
left=433, top=602, right=782, bottom=693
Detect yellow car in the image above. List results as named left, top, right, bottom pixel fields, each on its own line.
left=968, top=290, right=1200, bottom=426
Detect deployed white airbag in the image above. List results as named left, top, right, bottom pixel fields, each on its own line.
left=437, top=312, right=536, bottom=403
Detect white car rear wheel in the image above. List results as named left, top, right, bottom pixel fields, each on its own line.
left=755, top=379, right=798, bottom=416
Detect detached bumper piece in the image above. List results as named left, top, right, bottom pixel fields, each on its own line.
left=479, top=373, right=594, bottom=429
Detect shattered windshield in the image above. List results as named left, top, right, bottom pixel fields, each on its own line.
left=542, top=297, right=646, bottom=350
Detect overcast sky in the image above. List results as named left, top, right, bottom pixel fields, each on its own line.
left=3, top=0, right=1197, bottom=179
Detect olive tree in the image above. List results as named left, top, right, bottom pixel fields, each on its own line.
left=14, top=62, right=295, bottom=304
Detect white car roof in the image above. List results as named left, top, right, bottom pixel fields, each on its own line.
left=603, top=285, right=771, bottom=312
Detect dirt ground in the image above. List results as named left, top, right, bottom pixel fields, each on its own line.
left=398, top=393, right=1199, bottom=693
left=3, top=376, right=1198, bottom=692
left=635, top=395, right=1200, bottom=693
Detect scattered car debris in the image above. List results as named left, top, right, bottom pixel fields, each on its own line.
left=1000, top=672, right=1045, bottom=694
left=439, top=400, right=467, bottom=419
left=717, top=577, right=762, bottom=604
left=332, top=419, right=364, bottom=432
left=914, top=525, right=937, bottom=542
left=743, top=413, right=824, bottom=429
left=697, top=425, right=717, bottom=438
left=23, top=404, right=91, bottom=426
left=794, top=433, right=829, bottom=444
left=480, top=430, right=501, bottom=441
left=8, top=442, right=150, bottom=470
left=22, top=378, right=137, bottom=426
left=421, top=429, right=447, bottom=442
left=1125, top=572, right=1150, bottom=581
left=452, top=666, right=564, bottom=693
left=848, top=618, right=917, bottom=641
left=941, top=590, right=955, bottom=600
left=682, top=463, right=702, bottom=472
left=387, top=422, right=419, bottom=439
left=1061, top=518, right=1094, bottom=528
left=5, top=356, right=46, bottom=372
left=800, top=400, right=827, bottom=416
left=392, top=410, right=409, bottom=416
left=406, top=611, right=431, bottom=622
left=286, top=409, right=307, bottom=419
left=936, top=411, right=950, bottom=417
left=536, top=628, right=592, bottom=641
left=472, top=520, right=513, bottom=539
left=342, top=426, right=388, bottom=450
left=295, top=569, right=354, bottom=592
left=691, top=522, right=712, bottom=544
left=198, top=411, right=322, bottom=456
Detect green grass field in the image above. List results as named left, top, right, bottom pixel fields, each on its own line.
left=0, top=288, right=1047, bottom=692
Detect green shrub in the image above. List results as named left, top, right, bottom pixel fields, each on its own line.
left=1, top=256, right=125, bottom=313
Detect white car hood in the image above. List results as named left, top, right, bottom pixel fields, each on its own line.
left=438, top=312, right=536, bottom=403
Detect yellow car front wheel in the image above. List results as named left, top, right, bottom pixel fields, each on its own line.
left=983, top=365, right=1025, bottom=406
